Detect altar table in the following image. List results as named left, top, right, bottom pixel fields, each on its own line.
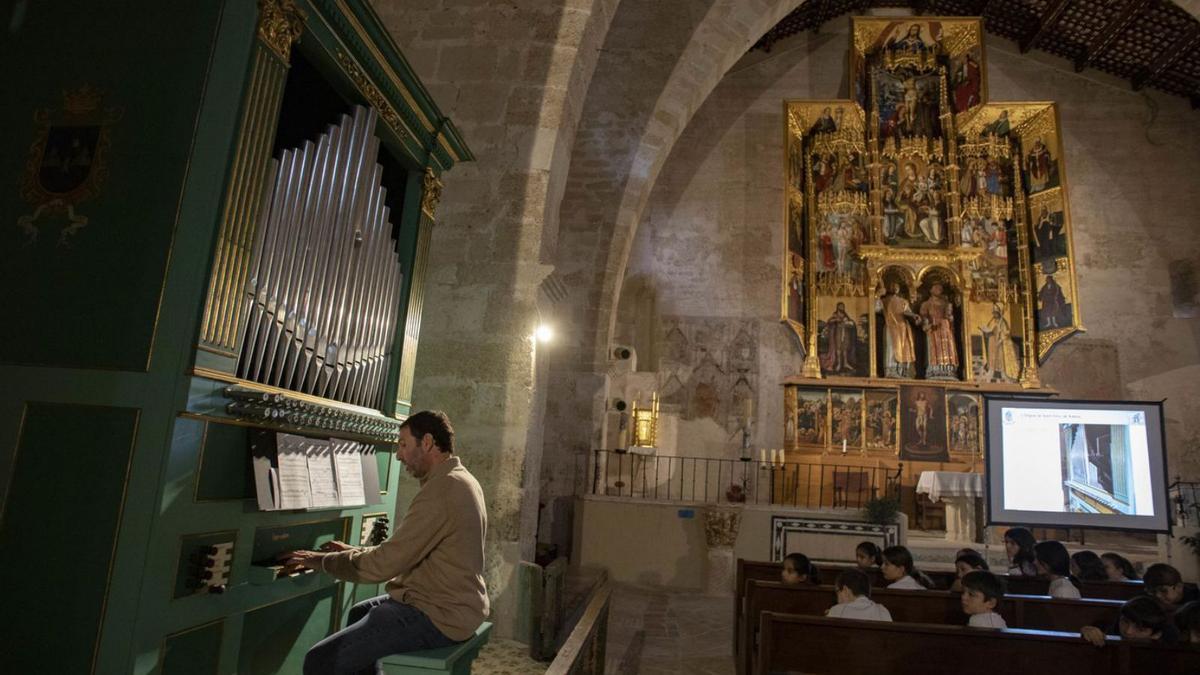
left=916, top=471, right=983, bottom=542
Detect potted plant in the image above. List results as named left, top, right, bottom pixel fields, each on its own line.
left=863, top=494, right=900, bottom=525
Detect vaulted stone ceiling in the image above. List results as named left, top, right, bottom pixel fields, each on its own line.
left=755, top=0, right=1200, bottom=105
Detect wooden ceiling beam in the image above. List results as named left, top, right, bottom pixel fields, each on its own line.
left=1020, top=0, right=1074, bottom=53
left=1074, top=0, right=1153, bottom=72
left=1132, top=23, right=1200, bottom=90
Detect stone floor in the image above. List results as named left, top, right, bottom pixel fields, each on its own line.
left=604, top=583, right=735, bottom=675
left=472, top=582, right=737, bottom=674
left=471, top=637, right=548, bottom=675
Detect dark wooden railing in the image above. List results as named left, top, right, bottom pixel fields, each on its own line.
left=545, top=580, right=611, bottom=675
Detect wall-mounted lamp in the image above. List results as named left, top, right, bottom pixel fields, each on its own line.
left=631, top=392, right=659, bottom=448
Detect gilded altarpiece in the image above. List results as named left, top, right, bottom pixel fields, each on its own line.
left=782, top=18, right=1079, bottom=466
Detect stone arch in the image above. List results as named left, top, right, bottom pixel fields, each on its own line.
left=554, top=0, right=809, bottom=374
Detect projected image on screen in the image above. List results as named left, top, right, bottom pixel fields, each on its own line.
left=1059, top=423, right=1137, bottom=515
left=987, top=400, right=1166, bottom=532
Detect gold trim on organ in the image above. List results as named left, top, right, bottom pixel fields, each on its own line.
left=199, top=45, right=290, bottom=354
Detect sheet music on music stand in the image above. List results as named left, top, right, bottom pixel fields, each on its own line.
left=332, top=439, right=366, bottom=507
left=251, top=431, right=382, bottom=511
left=275, top=433, right=314, bottom=510
left=307, top=438, right=340, bottom=509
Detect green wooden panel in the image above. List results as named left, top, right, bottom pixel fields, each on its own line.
left=0, top=403, right=138, bottom=673
left=0, top=0, right=224, bottom=370
left=238, top=586, right=339, bottom=675
left=161, top=620, right=224, bottom=675
left=195, top=421, right=255, bottom=501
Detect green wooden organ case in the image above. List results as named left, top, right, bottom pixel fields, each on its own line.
left=0, top=1, right=472, bottom=672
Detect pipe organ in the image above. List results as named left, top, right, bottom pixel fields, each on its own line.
left=238, top=106, right=402, bottom=410
left=0, top=1, right=472, bottom=673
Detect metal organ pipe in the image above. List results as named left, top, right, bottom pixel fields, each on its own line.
left=237, top=106, right=405, bottom=409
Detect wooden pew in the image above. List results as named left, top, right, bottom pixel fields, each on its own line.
left=739, top=581, right=1124, bottom=675
left=1003, top=576, right=1147, bottom=601
left=736, top=558, right=1144, bottom=629
left=734, top=557, right=1149, bottom=669
left=735, top=559, right=955, bottom=661
left=756, top=613, right=1200, bottom=675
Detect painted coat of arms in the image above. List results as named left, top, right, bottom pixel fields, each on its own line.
left=17, top=85, right=122, bottom=246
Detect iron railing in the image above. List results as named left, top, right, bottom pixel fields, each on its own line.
left=579, top=449, right=902, bottom=509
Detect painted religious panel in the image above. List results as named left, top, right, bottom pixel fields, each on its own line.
left=850, top=18, right=986, bottom=118
left=1017, top=104, right=1064, bottom=195
left=817, top=296, right=869, bottom=377
left=874, top=68, right=944, bottom=142
left=946, top=392, right=982, bottom=455
left=960, top=213, right=1011, bottom=289
left=783, top=102, right=867, bottom=348
left=880, top=153, right=949, bottom=248
left=899, top=385, right=949, bottom=462
left=1030, top=196, right=1068, bottom=269
left=865, top=390, right=899, bottom=452
left=815, top=205, right=869, bottom=293
left=1030, top=187, right=1082, bottom=358
left=968, top=301, right=1022, bottom=384
left=830, top=389, right=864, bottom=451
left=794, top=388, right=830, bottom=448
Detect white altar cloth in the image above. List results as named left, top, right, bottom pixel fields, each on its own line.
left=916, top=471, right=984, bottom=542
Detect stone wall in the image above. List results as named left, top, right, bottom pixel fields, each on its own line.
left=372, top=0, right=620, bottom=636
left=616, top=17, right=1200, bottom=480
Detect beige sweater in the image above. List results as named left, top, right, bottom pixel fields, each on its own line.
left=323, top=456, right=488, bottom=641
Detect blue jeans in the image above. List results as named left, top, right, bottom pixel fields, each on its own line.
left=303, top=595, right=459, bottom=675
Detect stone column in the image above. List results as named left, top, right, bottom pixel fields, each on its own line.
left=702, top=506, right=743, bottom=596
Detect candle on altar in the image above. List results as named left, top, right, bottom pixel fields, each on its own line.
left=759, top=448, right=767, bottom=463
left=779, top=448, right=786, bottom=465
left=771, top=448, right=779, bottom=464
left=742, top=397, right=753, bottom=421
left=841, top=438, right=847, bottom=455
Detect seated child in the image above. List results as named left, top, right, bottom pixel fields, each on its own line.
left=1070, top=550, right=1108, bottom=582
left=1174, top=600, right=1200, bottom=644
left=961, top=570, right=1007, bottom=628
left=950, top=551, right=989, bottom=592
left=1143, top=563, right=1199, bottom=610
left=1034, top=540, right=1081, bottom=599
left=826, top=569, right=892, bottom=622
left=855, top=541, right=882, bottom=570
left=1003, top=527, right=1039, bottom=577
left=1081, top=595, right=1177, bottom=646
left=881, top=545, right=935, bottom=590
left=781, top=552, right=819, bottom=586
left=1100, top=552, right=1139, bottom=581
